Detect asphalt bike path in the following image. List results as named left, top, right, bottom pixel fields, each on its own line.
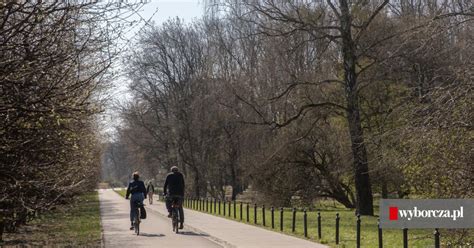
left=99, top=189, right=222, bottom=248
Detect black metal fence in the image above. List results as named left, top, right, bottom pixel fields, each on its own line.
left=181, top=197, right=443, bottom=248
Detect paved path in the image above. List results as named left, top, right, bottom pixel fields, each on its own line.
left=99, top=189, right=328, bottom=248
left=99, top=189, right=221, bottom=248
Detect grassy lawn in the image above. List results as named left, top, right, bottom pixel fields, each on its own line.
left=185, top=199, right=438, bottom=248
left=2, top=191, right=102, bottom=247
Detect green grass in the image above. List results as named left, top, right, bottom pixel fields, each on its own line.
left=185, top=199, right=439, bottom=248
left=2, top=191, right=102, bottom=247
left=115, top=188, right=127, bottom=198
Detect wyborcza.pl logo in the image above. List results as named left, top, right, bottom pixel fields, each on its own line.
left=389, top=206, right=463, bottom=221
left=380, top=199, right=473, bottom=228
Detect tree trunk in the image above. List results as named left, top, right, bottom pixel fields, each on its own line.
left=382, top=181, right=388, bottom=198
left=0, top=220, right=4, bottom=242
left=230, top=165, right=242, bottom=200
left=340, top=0, right=374, bottom=215
left=192, top=166, right=201, bottom=198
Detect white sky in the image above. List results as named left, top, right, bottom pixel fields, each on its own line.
left=142, top=0, right=204, bottom=25
left=130, top=0, right=205, bottom=40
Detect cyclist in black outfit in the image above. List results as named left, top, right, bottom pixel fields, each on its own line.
left=163, top=166, right=185, bottom=229
left=126, top=172, right=147, bottom=230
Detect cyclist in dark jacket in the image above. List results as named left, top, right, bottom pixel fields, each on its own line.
left=163, top=166, right=185, bottom=229
left=126, top=172, right=147, bottom=230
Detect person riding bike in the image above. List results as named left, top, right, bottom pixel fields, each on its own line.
left=125, top=171, right=147, bottom=230
left=163, top=166, right=185, bottom=229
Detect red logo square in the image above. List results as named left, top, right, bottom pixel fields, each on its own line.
left=389, top=206, right=398, bottom=220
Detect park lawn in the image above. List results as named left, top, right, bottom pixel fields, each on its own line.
left=2, top=191, right=102, bottom=247
left=187, top=199, right=436, bottom=248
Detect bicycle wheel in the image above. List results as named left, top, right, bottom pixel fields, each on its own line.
left=175, top=209, right=180, bottom=234
left=135, top=209, right=140, bottom=235
left=174, top=209, right=179, bottom=234
left=172, top=208, right=178, bottom=233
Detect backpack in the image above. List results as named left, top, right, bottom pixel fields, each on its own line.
left=140, top=206, right=147, bottom=219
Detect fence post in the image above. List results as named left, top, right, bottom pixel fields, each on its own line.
left=378, top=218, right=383, bottom=248
left=271, top=207, right=275, bottom=229
left=317, top=212, right=322, bottom=239
left=218, top=200, right=221, bottom=215
left=228, top=200, right=231, bottom=217
left=280, top=207, right=284, bottom=231
left=246, top=203, right=250, bottom=222
left=262, top=205, right=266, bottom=226
left=224, top=200, right=226, bottom=216
left=214, top=198, right=217, bottom=214
left=304, top=209, right=308, bottom=238
left=335, top=213, right=340, bottom=245
left=434, top=228, right=440, bottom=248
left=292, top=208, right=296, bottom=232
left=206, top=198, right=209, bottom=212
left=403, top=228, right=408, bottom=248
left=240, top=202, right=243, bottom=221
left=234, top=200, right=236, bottom=219
left=356, top=214, right=361, bottom=248
left=254, top=203, right=257, bottom=224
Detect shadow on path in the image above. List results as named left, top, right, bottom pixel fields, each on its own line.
left=137, top=233, right=165, bottom=237
left=176, top=231, right=210, bottom=237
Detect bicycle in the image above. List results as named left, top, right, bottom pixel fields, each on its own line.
left=168, top=196, right=182, bottom=234
left=132, top=200, right=143, bottom=235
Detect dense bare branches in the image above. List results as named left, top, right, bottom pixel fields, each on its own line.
left=0, top=1, right=144, bottom=239
left=113, top=0, right=472, bottom=221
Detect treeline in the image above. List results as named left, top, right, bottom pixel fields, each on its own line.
left=112, top=0, right=473, bottom=216
left=0, top=1, right=143, bottom=240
